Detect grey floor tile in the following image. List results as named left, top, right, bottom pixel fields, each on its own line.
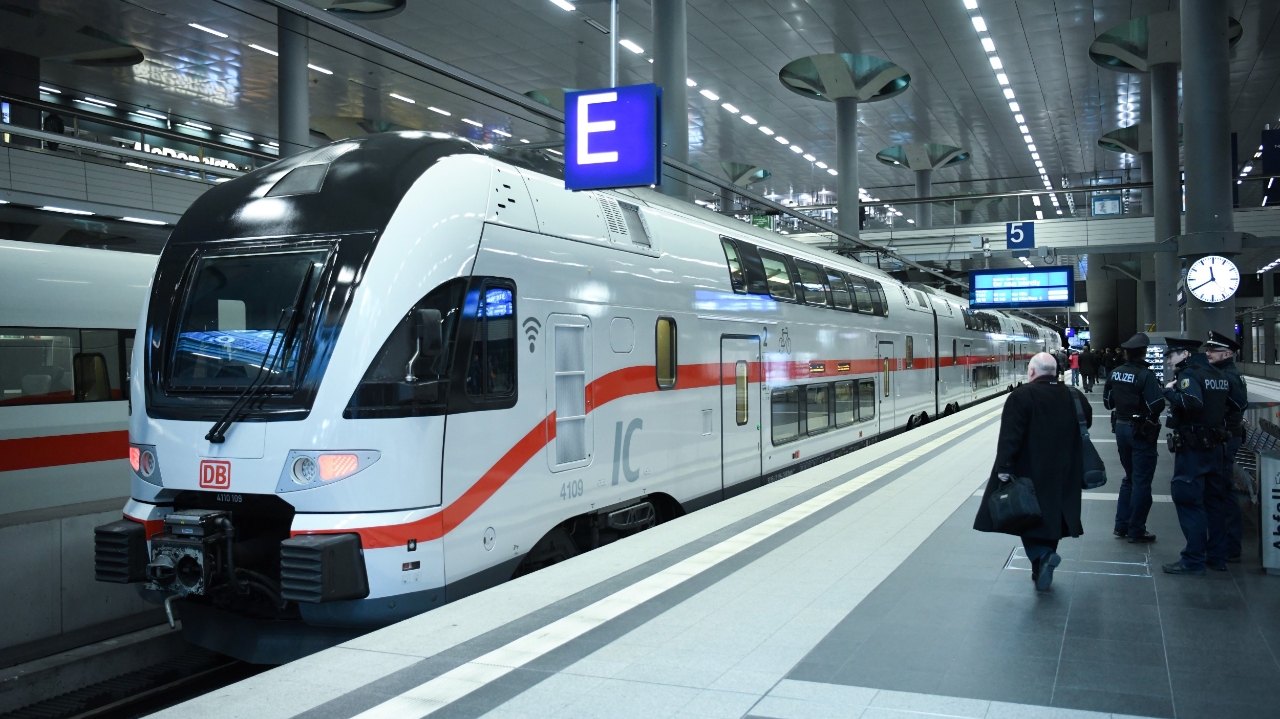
left=1050, top=687, right=1174, bottom=718
left=1170, top=695, right=1278, bottom=719
left=1058, top=636, right=1166, bottom=668
left=867, top=687, right=990, bottom=717
left=674, top=689, right=762, bottom=719
left=1052, top=659, right=1171, bottom=698
left=750, top=696, right=865, bottom=719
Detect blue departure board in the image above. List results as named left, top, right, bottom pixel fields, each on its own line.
left=968, top=267, right=1075, bottom=309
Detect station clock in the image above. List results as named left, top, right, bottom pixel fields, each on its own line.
left=1185, top=255, right=1240, bottom=303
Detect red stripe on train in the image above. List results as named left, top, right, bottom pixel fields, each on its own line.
left=0, top=430, right=129, bottom=472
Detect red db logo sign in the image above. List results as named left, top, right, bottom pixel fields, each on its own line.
left=199, top=459, right=231, bottom=489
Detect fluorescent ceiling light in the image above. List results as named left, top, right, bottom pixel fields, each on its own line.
left=989, top=57, right=1003, bottom=69
left=1032, top=196, right=1041, bottom=206
left=971, top=16, right=986, bottom=32
left=78, top=97, right=116, bottom=108
left=741, top=115, right=758, bottom=125
left=390, top=93, right=415, bottom=104
left=520, top=138, right=530, bottom=143
left=39, top=86, right=60, bottom=94
left=492, top=129, right=511, bottom=137
left=1030, top=153, right=1039, bottom=160
left=1036, top=211, right=1044, bottom=219
left=997, top=73, right=1009, bottom=85
left=225, top=131, right=254, bottom=141
left=790, top=146, right=803, bottom=153
left=619, top=39, right=643, bottom=54
left=759, top=126, right=774, bottom=135
left=133, top=109, right=168, bottom=120
left=1018, top=125, right=1029, bottom=133
left=964, top=0, right=979, bottom=8
left=1034, top=160, right=1043, bottom=167
left=41, top=206, right=94, bottom=215
left=1003, top=88, right=1016, bottom=99
left=461, top=118, right=483, bottom=127
left=1009, top=102, right=1020, bottom=112
left=981, top=37, right=995, bottom=52
left=266, top=141, right=279, bottom=147
left=429, top=107, right=452, bottom=116
left=827, top=168, right=838, bottom=175
left=545, top=148, right=562, bottom=155
left=189, top=23, right=228, bottom=38
left=699, top=89, right=719, bottom=101
left=686, top=78, right=697, bottom=87
left=549, top=0, right=574, bottom=9
left=774, top=136, right=789, bottom=144
left=815, top=161, right=828, bottom=169
left=125, top=162, right=150, bottom=170
left=1027, top=144, right=1036, bottom=151
left=721, top=103, right=739, bottom=113
left=120, top=217, right=167, bottom=225
left=1014, top=114, right=1025, bottom=123
left=249, top=44, right=278, bottom=56
left=308, top=64, right=332, bottom=75
left=647, top=58, right=653, bottom=64
left=803, top=154, right=815, bottom=162
left=180, top=121, right=213, bottom=131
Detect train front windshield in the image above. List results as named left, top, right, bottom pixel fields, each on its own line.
left=169, top=250, right=329, bottom=391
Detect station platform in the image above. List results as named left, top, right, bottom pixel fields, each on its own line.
left=157, top=387, right=1279, bottom=719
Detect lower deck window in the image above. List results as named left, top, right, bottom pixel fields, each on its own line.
left=833, top=380, right=855, bottom=426
left=771, top=387, right=802, bottom=444
left=806, top=384, right=830, bottom=434
left=857, top=379, right=875, bottom=420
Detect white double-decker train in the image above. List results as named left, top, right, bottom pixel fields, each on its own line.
left=93, top=133, right=1059, bottom=662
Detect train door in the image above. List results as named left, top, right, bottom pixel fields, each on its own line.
left=877, top=340, right=896, bottom=433
left=720, top=337, right=761, bottom=491
left=962, top=343, right=972, bottom=402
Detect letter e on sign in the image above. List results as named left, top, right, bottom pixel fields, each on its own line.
left=564, top=83, right=662, bottom=191
left=199, top=459, right=231, bottom=489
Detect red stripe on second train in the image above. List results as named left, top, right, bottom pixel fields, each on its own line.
left=0, top=430, right=129, bottom=472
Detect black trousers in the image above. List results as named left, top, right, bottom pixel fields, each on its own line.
left=1022, top=537, right=1059, bottom=565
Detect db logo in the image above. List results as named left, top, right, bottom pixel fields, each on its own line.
left=199, top=459, right=231, bottom=489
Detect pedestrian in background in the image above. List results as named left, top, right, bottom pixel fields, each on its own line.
left=1205, top=331, right=1248, bottom=564
left=1079, top=346, right=1098, bottom=393
left=1055, top=349, right=1068, bottom=381
left=1069, top=350, right=1080, bottom=386
left=974, top=352, right=1088, bottom=591
left=1104, top=333, right=1164, bottom=543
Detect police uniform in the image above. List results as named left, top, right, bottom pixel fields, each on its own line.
left=1206, top=331, right=1249, bottom=564
left=1161, top=337, right=1231, bottom=575
left=1103, top=333, right=1164, bottom=542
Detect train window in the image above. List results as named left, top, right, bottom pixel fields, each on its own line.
left=826, top=270, right=853, bottom=311
left=914, top=290, right=930, bottom=307
left=857, top=379, right=876, bottom=420
left=721, top=239, right=747, bottom=294
left=847, top=275, right=875, bottom=314
left=869, top=281, right=888, bottom=317
left=771, top=386, right=802, bottom=444
left=169, top=249, right=330, bottom=391
left=465, top=284, right=517, bottom=398
left=833, top=380, right=855, bottom=426
left=553, top=324, right=589, bottom=465
left=905, top=336, right=914, bottom=369
left=79, top=330, right=121, bottom=401
left=806, top=384, right=830, bottom=434
left=0, top=328, right=129, bottom=406
left=732, top=241, right=772, bottom=295
left=656, top=317, right=677, bottom=389
left=735, top=361, right=748, bottom=425
left=757, top=249, right=796, bottom=302
left=793, top=260, right=830, bottom=307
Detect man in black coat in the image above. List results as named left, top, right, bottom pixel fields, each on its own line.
left=1078, top=346, right=1098, bottom=393
left=975, top=352, right=1089, bottom=591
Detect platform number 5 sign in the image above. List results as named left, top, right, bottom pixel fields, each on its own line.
left=1006, top=222, right=1035, bottom=250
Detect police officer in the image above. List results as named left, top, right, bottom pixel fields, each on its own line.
left=1161, top=337, right=1231, bottom=575
left=1205, top=330, right=1248, bottom=565
left=1103, top=333, right=1164, bottom=543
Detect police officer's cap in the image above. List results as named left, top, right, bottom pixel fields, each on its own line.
left=1165, top=337, right=1201, bottom=352
left=1120, top=333, right=1150, bottom=349
left=1204, top=330, right=1241, bottom=353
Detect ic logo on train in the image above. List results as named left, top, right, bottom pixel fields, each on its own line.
left=199, top=459, right=232, bottom=489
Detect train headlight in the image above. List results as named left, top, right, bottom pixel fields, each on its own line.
left=129, top=443, right=162, bottom=487
left=292, top=456, right=318, bottom=485
left=277, top=450, right=380, bottom=493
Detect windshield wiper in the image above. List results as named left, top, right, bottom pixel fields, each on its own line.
left=205, top=272, right=316, bottom=443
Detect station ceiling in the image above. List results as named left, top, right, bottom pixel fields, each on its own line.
left=23, top=0, right=1280, bottom=205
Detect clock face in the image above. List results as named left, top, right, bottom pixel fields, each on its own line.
left=1186, top=255, right=1240, bottom=303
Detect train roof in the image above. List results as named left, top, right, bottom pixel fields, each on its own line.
left=0, top=240, right=156, bottom=329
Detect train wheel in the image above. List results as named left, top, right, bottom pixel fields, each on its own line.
left=512, top=526, right=579, bottom=578
left=918, top=412, right=929, bottom=425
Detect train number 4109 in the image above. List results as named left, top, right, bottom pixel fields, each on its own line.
left=560, top=479, right=584, bottom=500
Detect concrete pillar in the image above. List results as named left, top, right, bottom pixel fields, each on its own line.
left=278, top=10, right=311, bottom=158
left=1087, top=254, right=1119, bottom=350
left=1140, top=253, right=1157, bottom=330
left=1180, top=0, right=1235, bottom=340
left=0, top=50, right=41, bottom=147
left=915, top=168, right=932, bottom=229
left=652, top=0, right=688, bottom=196
left=836, top=97, right=859, bottom=240
left=1150, top=62, right=1181, bottom=334
left=1241, top=312, right=1253, bottom=362
left=1116, top=279, right=1139, bottom=341
left=1139, top=151, right=1153, bottom=216
left=1265, top=272, right=1276, bottom=363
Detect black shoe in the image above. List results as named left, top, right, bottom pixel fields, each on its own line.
left=1036, top=553, right=1060, bottom=591
left=1226, top=555, right=1242, bottom=564
left=1128, top=532, right=1156, bottom=543
left=1208, top=562, right=1228, bottom=572
left=1114, top=529, right=1127, bottom=538
left=1162, top=561, right=1206, bottom=576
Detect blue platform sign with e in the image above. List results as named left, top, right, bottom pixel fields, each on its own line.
left=564, top=84, right=663, bottom=191
left=1006, top=221, right=1035, bottom=250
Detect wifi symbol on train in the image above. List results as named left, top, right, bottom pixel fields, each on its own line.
left=523, top=317, right=541, bottom=353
